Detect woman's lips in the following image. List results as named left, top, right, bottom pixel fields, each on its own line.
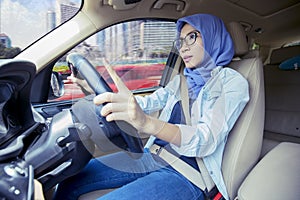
left=183, top=55, right=192, bottom=63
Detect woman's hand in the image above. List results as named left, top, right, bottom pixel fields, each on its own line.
left=67, top=74, right=94, bottom=94
left=93, top=59, right=147, bottom=133
left=94, top=59, right=181, bottom=146
left=67, top=75, right=94, bottom=94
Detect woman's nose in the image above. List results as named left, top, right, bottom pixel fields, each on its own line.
left=180, top=42, right=190, bottom=53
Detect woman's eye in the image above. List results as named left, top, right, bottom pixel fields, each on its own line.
left=188, top=33, right=196, bottom=41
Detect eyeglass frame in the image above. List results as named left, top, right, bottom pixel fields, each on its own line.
left=173, top=31, right=201, bottom=50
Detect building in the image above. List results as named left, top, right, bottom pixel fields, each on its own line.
left=56, top=0, right=79, bottom=25
left=141, top=20, right=176, bottom=57
left=47, top=11, right=56, bottom=32
left=0, top=33, right=11, bottom=48
left=99, top=20, right=176, bottom=61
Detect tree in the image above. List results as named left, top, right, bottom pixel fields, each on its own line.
left=0, top=43, right=21, bottom=58
left=0, top=43, right=5, bottom=58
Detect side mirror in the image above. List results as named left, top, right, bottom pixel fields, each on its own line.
left=49, top=72, right=64, bottom=98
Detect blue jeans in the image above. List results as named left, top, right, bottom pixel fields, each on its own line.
left=53, top=150, right=204, bottom=200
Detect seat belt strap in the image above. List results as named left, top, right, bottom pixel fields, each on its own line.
left=180, top=75, right=191, bottom=125
left=149, top=144, right=206, bottom=190
left=196, top=158, right=216, bottom=192
left=149, top=76, right=216, bottom=192
left=180, top=75, right=216, bottom=191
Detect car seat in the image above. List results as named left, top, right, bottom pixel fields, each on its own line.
left=223, top=22, right=265, bottom=199
left=262, top=45, right=300, bottom=156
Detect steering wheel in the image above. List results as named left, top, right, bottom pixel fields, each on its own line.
left=66, top=53, right=144, bottom=157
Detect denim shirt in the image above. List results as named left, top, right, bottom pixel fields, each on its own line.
left=136, top=66, right=249, bottom=200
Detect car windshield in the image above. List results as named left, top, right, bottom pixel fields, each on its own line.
left=0, top=0, right=82, bottom=58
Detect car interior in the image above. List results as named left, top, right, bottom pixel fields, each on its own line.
left=0, top=0, right=299, bottom=199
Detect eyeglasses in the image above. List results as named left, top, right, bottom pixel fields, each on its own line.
left=173, top=31, right=200, bottom=50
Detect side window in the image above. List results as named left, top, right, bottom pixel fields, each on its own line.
left=50, top=20, right=176, bottom=101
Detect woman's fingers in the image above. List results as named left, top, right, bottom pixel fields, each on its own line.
left=105, top=112, right=129, bottom=122
left=94, top=92, right=132, bottom=116
left=67, top=75, right=77, bottom=83
left=100, top=102, right=128, bottom=117
left=93, top=59, right=146, bottom=132
left=105, top=111, right=145, bottom=131
left=97, top=94, right=145, bottom=130
left=94, top=92, right=114, bottom=105
left=102, top=58, right=129, bottom=92
left=94, top=91, right=131, bottom=104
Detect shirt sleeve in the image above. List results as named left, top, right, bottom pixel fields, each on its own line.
left=171, top=69, right=250, bottom=157
left=135, top=87, right=167, bottom=114
left=135, top=75, right=180, bottom=114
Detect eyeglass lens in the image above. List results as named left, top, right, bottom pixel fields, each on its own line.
left=174, top=32, right=198, bottom=50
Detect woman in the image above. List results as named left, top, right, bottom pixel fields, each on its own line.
left=53, top=13, right=249, bottom=200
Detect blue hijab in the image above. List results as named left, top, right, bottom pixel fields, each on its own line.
left=176, top=14, right=234, bottom=99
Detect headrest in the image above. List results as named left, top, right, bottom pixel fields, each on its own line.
left=270, top=45, right=300, bottom=64
left=226, top=22, right=248, bottom=57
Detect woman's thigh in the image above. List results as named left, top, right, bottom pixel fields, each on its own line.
left=99, top=167, right=205, bottom=200
left=53, top=151, right=162, bottom=200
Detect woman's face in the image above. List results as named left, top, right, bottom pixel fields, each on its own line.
left=178, top=24, right=204, bottom=69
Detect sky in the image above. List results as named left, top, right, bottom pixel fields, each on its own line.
left=0, top=0, right=81, bottom=49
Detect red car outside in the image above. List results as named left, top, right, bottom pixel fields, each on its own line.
left=54, top=63, right=165, bottom=101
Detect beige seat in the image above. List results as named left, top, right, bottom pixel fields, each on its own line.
left=223, top=22, right=265, bottom=199
left=262, top=45, right=300, bottom=156
left=237, top=45, right=300, bottom=200
left=222, top=28, right=300, bottom=200
left=238, top=142, right=300, bottom=200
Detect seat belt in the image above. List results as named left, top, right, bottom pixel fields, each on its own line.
left=180, top=75, right=216, bottom=192
left=149, top=144, right=206, bottom=190
left=150, top=75, right=216, bottom=192
left=149, top=75, right=207, bottom=190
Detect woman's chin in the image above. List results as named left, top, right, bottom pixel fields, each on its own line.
left=184, top=63, right=197, bottom=69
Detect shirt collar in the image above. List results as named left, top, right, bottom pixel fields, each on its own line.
left=211, top=66, right=223, bottom=77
